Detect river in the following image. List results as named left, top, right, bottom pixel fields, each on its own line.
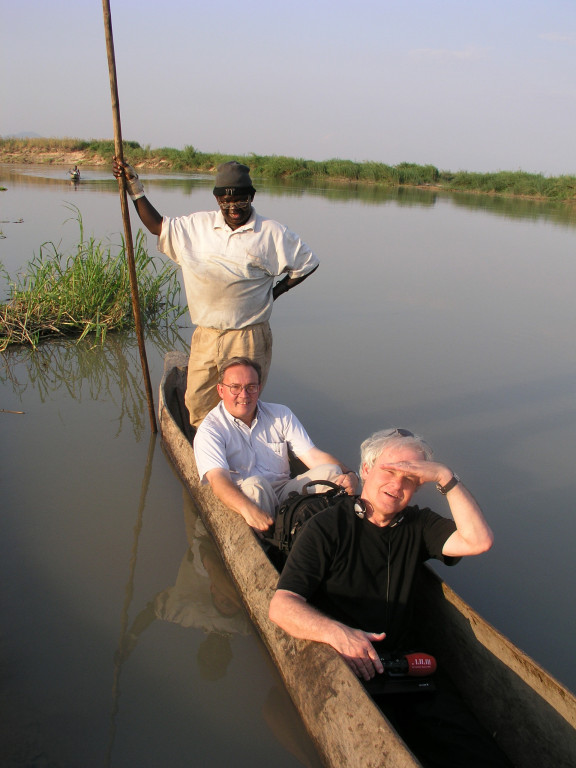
left=1, top=164, right=575, bottom=767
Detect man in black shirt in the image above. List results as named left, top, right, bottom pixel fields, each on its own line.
left=269, top=427, right=513, bottom=768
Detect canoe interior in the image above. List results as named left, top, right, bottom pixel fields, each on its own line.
left=415, top=570, right=576, bottom=767
left=159, top=351, right=576, bottom=768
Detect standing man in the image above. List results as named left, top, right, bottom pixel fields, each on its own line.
left=269, top=428, right=513, bottom=768
left=193, top=357, right=358, bottom=533
left=113, top=158, right=319, bottom=427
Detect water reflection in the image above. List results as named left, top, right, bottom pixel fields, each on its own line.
left=108, top=432, right=157, bottom=766
left=254, top=178, right=439, bottom=207
left=108, top=467, right=248, bottom=765
left=1, top=167, right=108, bottom=189
left=3, top=164, right=576, bottom=228
left=0, top=216, right=24, bottom=240
left=448, top=189, right=576, bottom=225
left=114, top=493, right=251, bottom=676
left=108, top=484, right=321, bottom=768
left=0, top=165, right=213, bottom=195
left=1, top=327, right=189, bottom=440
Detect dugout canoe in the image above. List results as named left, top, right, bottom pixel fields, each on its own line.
left=159, top=351, right=576, bottom=768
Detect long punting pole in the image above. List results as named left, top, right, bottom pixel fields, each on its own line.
left=101, top=0, right=157, bottom=433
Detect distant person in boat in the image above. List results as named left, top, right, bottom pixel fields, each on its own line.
left=69, top=165, right=80, bottom=178
left=193, top=357, right=358, bottom=533
left=269, top=427, right=513, bottom=768
left=112, top=157, right=319, bottom=428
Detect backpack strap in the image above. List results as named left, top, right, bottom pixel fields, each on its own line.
left=302, top=479, right=344, bottom=495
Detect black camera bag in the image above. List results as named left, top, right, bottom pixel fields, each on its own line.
left=264, top=479, right=348, bottom=554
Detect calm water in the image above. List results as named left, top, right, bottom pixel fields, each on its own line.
left=1, top=164, right=576, bottom=766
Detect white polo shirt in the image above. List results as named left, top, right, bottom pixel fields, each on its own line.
left=194, top=401, right=315, bottom=491
left=158, top=209, right=319, bottom=330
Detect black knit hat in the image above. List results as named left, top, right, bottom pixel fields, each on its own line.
left=213, top=161, right=256, bottom=196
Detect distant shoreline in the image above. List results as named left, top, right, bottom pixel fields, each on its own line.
left=0, top=146, right=155, bottom=169
left=1, top=138, right=575, bottom=201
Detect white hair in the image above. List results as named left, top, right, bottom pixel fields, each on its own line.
left=359, top=428, right=433, bottom=474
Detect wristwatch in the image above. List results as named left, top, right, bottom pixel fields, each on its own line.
left=436, top=474, right=460, bottom=495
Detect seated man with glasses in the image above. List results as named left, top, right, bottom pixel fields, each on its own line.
left=269, top=427, right=513, bottom=768
left=193, top=357, right=358, bottom=533
left=113, top=157, right=318, bottom=428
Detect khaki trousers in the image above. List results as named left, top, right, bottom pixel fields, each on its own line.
left=185, top=322, right=273, bottom=428
left=239, top=463, right=343, bottom=519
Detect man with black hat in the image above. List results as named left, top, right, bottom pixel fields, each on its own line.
left=112, top=158, right=319, bottom=427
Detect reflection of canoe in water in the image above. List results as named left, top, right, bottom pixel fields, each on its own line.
left=159, top=351, right=576, bottom=768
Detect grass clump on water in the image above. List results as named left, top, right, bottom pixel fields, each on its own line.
left=0, top=206, right=184, bottom=351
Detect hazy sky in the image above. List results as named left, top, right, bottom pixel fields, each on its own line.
left=2, top=0, right=575, bottom=175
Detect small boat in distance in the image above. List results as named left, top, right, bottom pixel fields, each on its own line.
left=68, top=166, right=80, bottom=181
left=159, top=351, right=576, bottom=768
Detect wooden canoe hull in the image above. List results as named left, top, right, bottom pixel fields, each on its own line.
left=159, top=351, right=576, bottom=768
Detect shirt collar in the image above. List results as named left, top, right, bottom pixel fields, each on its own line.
left=214, top=208, right=257, bottom=233
left=221, top=400, right=261, bottom=429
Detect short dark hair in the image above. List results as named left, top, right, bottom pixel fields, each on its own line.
left=218, top=357, right=262, bottom=385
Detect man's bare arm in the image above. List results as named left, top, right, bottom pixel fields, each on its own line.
left=130, top=196, right=163, bottom=236
left=269, top=589, right=385, bottom=681
left=205, top=467, right=273, bottom=532
left=112, top=157, right=163, bottom=236
left=380, top=458, right=494, bottom=556
left=441, top=481, right=494, bottom=556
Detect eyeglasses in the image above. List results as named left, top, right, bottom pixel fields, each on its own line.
left=217, top=198, right=252, bottom=211
left=384, top=428, right=414, bottom=437
left=220, top=382, right=260, bottom=395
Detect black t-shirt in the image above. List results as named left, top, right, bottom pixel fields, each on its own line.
left=277, top=496, right=459, bottom=650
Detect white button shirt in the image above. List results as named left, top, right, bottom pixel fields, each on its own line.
left=194, top=401, right=315, bottom=491
left=158, top=209, right=319, bottom=330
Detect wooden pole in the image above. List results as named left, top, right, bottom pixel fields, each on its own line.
left=102, top=0, right=157, bottom=433
left=106, top=431, right=157, bottom=766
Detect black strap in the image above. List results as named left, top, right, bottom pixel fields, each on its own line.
left=302, top=479, right=344, bottom=495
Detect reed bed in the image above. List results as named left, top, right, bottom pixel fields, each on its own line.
left=0, top=207, right=184, bottom=351
left=2, top=138, right=575, bottom=200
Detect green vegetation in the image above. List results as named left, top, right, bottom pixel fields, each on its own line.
left=0, top=206, right=184, bottom=351
left=1, top=137, right=575, bottom=200
left=440, top=170, right=576, bottom=199
left=1, top=136, right=94, bottom=152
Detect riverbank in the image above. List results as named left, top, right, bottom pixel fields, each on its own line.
left=0, top=143, right=163, bottom=169
left=1, top=137, right=575, bottom=200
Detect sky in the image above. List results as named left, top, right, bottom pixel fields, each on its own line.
left=2, top=0, right=576, bottom=176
